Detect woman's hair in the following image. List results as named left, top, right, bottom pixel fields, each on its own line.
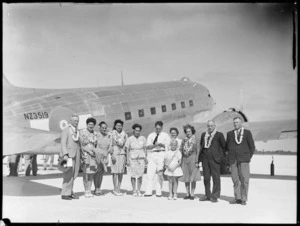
left=113, top=119, right=124, bottom=130
left=132, top=123, right=142, bottom=131
left=183, top=124, right=196, bottom=134
left=86, top=117, right=96, bottom=125
left=169, top=127, right=179, bottom=135
left=98, top=121, right=107, bottom=127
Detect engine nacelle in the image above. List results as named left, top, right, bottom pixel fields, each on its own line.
left=212, top=108, right=248, bottom=126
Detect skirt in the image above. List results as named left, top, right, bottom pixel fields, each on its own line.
left=83, top=154, right=97, bottom=174
left=110, top=154, right=126, bottom=174
left=179, top=153, right=201, bottom=182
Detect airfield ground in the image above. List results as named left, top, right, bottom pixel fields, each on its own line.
left=2, top=155, right=297, bottom=223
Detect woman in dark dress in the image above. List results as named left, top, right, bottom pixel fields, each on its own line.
left=179, top=124, right=201, bottom=200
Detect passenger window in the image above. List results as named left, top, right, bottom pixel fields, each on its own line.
left=150, top=107, right=156, bottom=115
left=181, top=101, right=185, bottom=108
left=161, top=105, right=167, bottom=113
left=125, top=112, right=132, bottom=120
left=189, top=100, right=193, bottom=107
left=138, top=109, right=144, bottom=118
left=172, top=103, right=176, bottom=111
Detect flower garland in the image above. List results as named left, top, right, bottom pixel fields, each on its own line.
left=182, top=135, right=196, bottom=157
left=69, top=124, right=79, bottom=141
left=112, top=130, right=127, bottom=147
left=234, top=127, right=244, bottom=144
left=204, top=129, right=217, bottom=148
left=80, top=128, right=98, bottom=147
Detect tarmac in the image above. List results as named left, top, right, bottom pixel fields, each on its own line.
left=2, top=158, right=297, bottom=223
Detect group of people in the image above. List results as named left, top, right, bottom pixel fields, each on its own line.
left=60, top=114, right=255, bottom=206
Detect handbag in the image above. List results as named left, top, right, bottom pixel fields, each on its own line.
left=165, top=151, right=179, bottom=172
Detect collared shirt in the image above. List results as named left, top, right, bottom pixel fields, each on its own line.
left=146, top=131, right=171, bottom=152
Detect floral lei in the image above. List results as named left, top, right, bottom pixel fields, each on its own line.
left=80, top=128, right=98, bottom=147
left=235, top=127, right=244, bottom=144
left=112, top=130, right=127, bottom=147
left=182, top=135, right=196, bottom=157
left=204, top=129, right=217, bottom=148
left=69, top=124, right=79, bottom=142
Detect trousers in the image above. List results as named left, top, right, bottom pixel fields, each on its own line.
left=24, top=154, right=37, bottom=176
left=231, top=160, right=250, bottom=201
left=61, top=150, right=80, bottom=196
left=145, top=152, right=164, bottom=196
left=202, top=152, right=221, bottom=199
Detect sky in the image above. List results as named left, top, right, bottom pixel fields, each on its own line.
left=3, top=3, right=297, bottom=122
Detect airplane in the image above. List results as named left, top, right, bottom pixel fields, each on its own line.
left=3, top=74, right=297, bottom=158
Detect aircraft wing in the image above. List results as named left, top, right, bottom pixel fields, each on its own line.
left=3, top=126, right=61, bottom=156
left=193, top=119, right=297, bottom=142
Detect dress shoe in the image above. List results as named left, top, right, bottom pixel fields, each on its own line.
left=190, top=196, right=195, bottom=200
left=241, top=201, right=247, bottom=205
left=144, top=194, right=152, bottom=197
left=210, top=198, right=218, bottom=203
left=156, top=195, right=162, bottom=197
left=199, top=196, right=211, bottom=201
left=61, top=195, right=72, bottom=200
left=70, top=194, right=79, bottom=199
left=229, top=199, right=242, bottom=204
left=183, top=195, right=191, bottom=200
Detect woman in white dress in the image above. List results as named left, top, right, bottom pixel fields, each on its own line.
left=164, top=139, right=183, bottom=200
left=125, top=124, right=147, bottom=197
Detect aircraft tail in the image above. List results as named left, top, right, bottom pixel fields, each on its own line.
left=3, top=74, right=14, bottom=89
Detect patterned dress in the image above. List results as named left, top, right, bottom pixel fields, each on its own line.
left=179, top=135, right=201, bottom=182
left=79, top=128, right=98, bottom=174
left=125, top=135, right=147, bottom=178
left=110, top=130, right=128, bottom=174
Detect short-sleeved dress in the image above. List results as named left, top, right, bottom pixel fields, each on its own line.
left=179, top=135, right=201, bottom=182
left=95, top=132, right=112, bottom=173
left=164, top=150, right=183, bottom=177
left=110, top=130, right=128, bottom=174
left=80, top=128, right=98, bottom=174
left=125, top=135, right=147, bottom=178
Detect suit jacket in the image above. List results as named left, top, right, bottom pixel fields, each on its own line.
left=225, top=129, right=255, bottom=164
left=60, top=126, right=81, bottom=158
left=198, top=131, right=226, bottom=163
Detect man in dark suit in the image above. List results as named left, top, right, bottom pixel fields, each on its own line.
left=226, top=117, right=255, bottom=205
left=198, top=120, right=226, bottom=203
left=60, top=114, right=81, bottom=200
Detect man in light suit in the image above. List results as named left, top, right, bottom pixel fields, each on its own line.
left=198, top=120, right=226, bottom=203
left=60, top=114, right=81, bottom=200
left=226, top=117, right=255, bottom=205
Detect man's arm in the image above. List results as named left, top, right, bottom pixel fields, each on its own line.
left=246, top=130, right=255, bottom=158
left=219, top=132, right=226, bottom=156
left=61, top=128, right=69, bottom=158
left=197, top=133, right=204, bottom=163
left=146, top=134, right=157, bottom=151
left=225, top=132, right=230, bottom=156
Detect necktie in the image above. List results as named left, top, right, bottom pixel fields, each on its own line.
left=153, top=133, right=159, bottom=145
left=206, top=134, right=211, bottom=147
left=237, top=129, right=241, bottom=140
